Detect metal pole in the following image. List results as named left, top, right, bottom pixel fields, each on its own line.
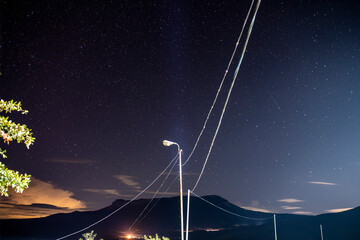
left=273, top=214, right=278, bottom=240
left=320, top=224, right=324, bottom=240
left=186, top=189, right=190, bottom=240
left=162, top=140, right=184, bottom=240
left=179, top=147, right=184, bottom=240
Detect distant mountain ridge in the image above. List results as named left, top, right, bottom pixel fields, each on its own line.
left=0, top=195, right=359, bottom=240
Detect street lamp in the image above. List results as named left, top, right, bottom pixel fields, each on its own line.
left=162, top=140, right=184, bottom=240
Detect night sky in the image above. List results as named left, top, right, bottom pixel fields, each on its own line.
left=1, top=0, right=360, bottom=219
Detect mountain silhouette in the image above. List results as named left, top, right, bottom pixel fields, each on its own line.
left=0, top=195, right=359, bottom=240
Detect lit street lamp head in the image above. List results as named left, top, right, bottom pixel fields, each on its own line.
left=162, top=140, right=177, bottom=147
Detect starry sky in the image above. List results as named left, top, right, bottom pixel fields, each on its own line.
left=1, top=0, right=360, bottom=219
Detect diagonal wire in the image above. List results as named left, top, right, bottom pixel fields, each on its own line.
left=191, top=191, right=273, bottom=221
left=182, top=0, right=255, bottom=167
left=56, top=154, right=179, bottom=240
left=192, top=0, right=262, bottom=192
left=133, top=174, right=180, bottom=227
left=128, top=157, right=179, bottom=230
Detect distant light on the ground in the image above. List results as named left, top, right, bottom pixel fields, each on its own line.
left=119, top=232, right=142, bottom=239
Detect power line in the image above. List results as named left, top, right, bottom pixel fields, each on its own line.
left=128, top=157, right=179, bottom=230
left=134, top=174, right=180, bottom=227
left=192, top=0, right=262, bottom=192
left=191, top=191, right=273, bottom=221
left=56, top=154, right=179, bottom=240
left=182, top=0, right=255, bottom=167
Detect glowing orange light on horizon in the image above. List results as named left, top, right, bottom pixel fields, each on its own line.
left=126, top=234, right=133, bottom=239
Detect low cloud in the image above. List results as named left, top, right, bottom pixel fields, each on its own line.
left=237, top=200, right=272, bottom=213
left=278, top=198, right=304, bottom=203
left=114, top=175, right=141, bottom=189
left=281, top=206, right=303, bottom=210
left=83, top=188, right=132, bottom=198
left=47, top=158, right=96, bottom=164
left=0, top=178, right=85, bottom=219
left=241, top=206, right=272, bottom=213
left=292, top=211, right=313, bottom=215
left=0, top=202, right=71, bottom=219
left=308, top=181, right=337, bottom=186
left=325, top=208, right=353, bottom=213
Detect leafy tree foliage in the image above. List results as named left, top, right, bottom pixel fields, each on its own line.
left=144, top=234, right=170, bottom=240
left=79, top=231, right=103, bottom=240
left=0, top=99, right=35, bottom=196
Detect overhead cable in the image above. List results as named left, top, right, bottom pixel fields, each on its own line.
left=192, top=0, right=262, bottom=192
left=191, top=191, right=273, bottom=221
left=56, top=154, right=179, bottom=240
left=134, top=174, right=180, bottom=227
left=182, top=0, right=255, bottom=167
left=128, top=157, right=179, bottom=230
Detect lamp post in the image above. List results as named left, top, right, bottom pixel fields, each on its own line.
left=163, top=140, right=184, bottom=240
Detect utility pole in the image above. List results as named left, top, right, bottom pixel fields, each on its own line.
left=273, top=214, right=278, bottom=240
left=179, top=148, right=184, bottom=240
left=162, top=140, right=184, bottom=240
left=186, top=189, right=191, bottom=240
left=320, top=224, right=324, bottom=240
